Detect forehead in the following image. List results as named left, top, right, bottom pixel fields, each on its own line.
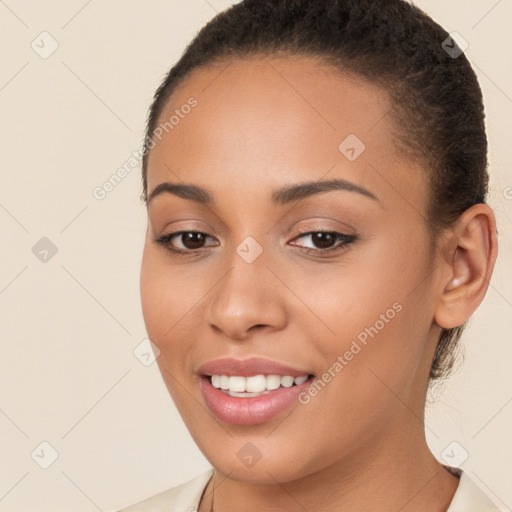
left=147, top=56, right=427, bottom=209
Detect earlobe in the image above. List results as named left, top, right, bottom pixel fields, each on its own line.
left=434, top=204, right=498, bottom=329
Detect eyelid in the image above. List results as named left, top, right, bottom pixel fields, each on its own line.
left=292, top=220, right=356, bottom=236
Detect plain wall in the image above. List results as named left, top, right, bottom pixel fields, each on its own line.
left=0, top=1, right=510, bottom=511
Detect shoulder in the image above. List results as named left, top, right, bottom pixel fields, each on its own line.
left=446, top=469, right=501, bottom=512
left=116, top=468, right=214, bottom=512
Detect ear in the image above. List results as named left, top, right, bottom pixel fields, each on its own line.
left=434, top=204, right=498, bottom=329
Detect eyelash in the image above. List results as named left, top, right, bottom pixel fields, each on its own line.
left=153, top=230, right=356, bottom=257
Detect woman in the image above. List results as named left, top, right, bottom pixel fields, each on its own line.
left=121, top=0, right=499, bottom=510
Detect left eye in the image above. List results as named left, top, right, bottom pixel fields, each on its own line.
left=290, top=231, right=356, bottom=252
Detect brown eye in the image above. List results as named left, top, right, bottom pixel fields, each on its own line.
left=310, top=232, right=337, bottom=249
left=153, top=231, right=219, bottom=253
left=177, top=232, right=208, bottom=250
left=290, top=231, right=356, bottom=253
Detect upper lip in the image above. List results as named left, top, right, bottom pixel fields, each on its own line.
left=197, top=357, right=313, bottom=377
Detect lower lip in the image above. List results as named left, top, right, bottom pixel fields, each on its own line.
left=199, top=375, right=314, bottom=426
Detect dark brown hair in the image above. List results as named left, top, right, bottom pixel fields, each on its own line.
left=141, top=0, right=489, bottom=382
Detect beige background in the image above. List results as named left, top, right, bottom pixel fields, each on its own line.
left=0, top=1, right=510, bottom=511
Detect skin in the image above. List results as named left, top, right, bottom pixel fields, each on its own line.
left=140, top=56, right=497, bottom=512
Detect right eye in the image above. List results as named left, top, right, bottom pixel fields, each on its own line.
left=153, top=231, right=220, bottom=254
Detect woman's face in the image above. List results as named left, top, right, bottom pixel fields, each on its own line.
left=140, top=56, right=445, bottom=483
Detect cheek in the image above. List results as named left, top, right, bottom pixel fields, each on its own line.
left=299, top=228, right=434, bottom=381
left=140, top=246, right=182, bottom=345
left=140, top=249, right=199, bottom=407
left=139, top=245, right=213, bottom=357
left=296, top=238, right=425, bottom=331
left=139, top=248, right=161, bottom=337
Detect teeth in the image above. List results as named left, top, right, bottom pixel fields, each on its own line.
left=209, top=374, right=310, bottom=394
left=219, top=375, right=229, bottom=390
left=280, top=376, right=294, bottom=388
left=228, top=376, right=246, bottom=392
left=294, top=375, right=308, bottom=385
left=246, top=374, right=267, bottom=392
left=266, top=374, right=281, bottom=390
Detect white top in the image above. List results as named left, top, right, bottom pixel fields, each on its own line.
left=117, top=468, right=501, bottom=512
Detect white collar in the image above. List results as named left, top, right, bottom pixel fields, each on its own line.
left=445, top=469, right=500, bottom=511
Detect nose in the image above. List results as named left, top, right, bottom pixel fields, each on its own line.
left=205, top=250, right=288, bottom=341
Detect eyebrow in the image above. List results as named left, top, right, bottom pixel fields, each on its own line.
left=147, top=178, right=379, bottom=206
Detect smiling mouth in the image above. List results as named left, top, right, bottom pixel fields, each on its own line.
left=198, top=367, right=316, bottom=425
left=206, top=373, right=315, bottom=397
